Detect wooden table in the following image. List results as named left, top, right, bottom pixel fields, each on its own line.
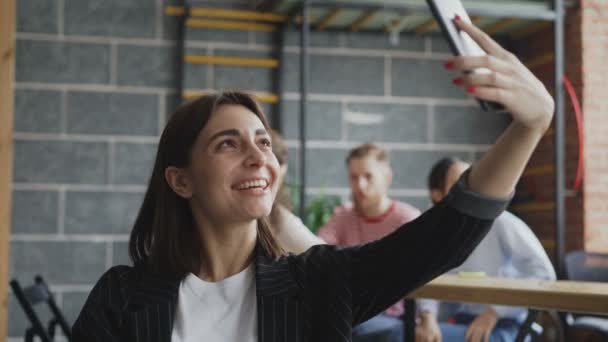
left=402, top=275, right=608, bottom=342
left=407, top=274, right=608, bottom=315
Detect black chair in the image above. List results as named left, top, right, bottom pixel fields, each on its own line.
left=10, top=276, right=72, bottom=342
left=563, top=250, right=608, bottom=340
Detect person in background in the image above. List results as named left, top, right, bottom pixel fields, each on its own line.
left=268, top=129, right=325, bottom=254
left=416, top=157, right=557, bottom=342
left=318, top=143, right=421, bottom=342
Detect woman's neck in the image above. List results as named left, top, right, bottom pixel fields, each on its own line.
left=194, top=216, right=258, bottom=282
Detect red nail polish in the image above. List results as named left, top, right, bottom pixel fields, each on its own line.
left=467, top=85, right=476, bottom=94
left=452, top=77, right=463, bottom=85
left=454, top=15, right=461, bottom=21
left=444, top=61, right=455, bottom=69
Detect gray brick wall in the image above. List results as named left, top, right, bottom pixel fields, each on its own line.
left=8, top=0, right=508, bottom=339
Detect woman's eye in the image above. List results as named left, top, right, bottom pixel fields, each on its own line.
left=259, top=138, right=271, bottom=148
left=218, top=139, right=237, bottom=149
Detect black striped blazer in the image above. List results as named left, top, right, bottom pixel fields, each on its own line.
left=72, top=175, right=508, bottom=342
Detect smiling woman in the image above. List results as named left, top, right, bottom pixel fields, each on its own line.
left=72, top=18, right=555, bottom=342
left=130, top=92, right=285, bottom=278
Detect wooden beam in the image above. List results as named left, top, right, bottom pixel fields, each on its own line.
left=316, top=9, right=341, bottom=32
left=415, top=18, right=437, bottom=36
left=483, top=18, right=518, bottom=35
left=184, top=55, right=279, bottom=68
left=415, top=16, right=481, bottom=36
left=523, top=164, right=555, bottom=177
left=384, top=13, right=411, bottom=33
left=165, top=5, right=287, bottom=22
left=510, top=21, right=552, bottom=39
left=350, top=9, right=378, bottom=32
left=186, top=18, right=276, bottom=32
left=0, top=0, right=15, bottom=339
left=183, top=90, right=279, bottom=104
left=526, top=53, right=554, bottom=69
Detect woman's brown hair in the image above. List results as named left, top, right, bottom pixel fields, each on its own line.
left=129, top=91, right=285, bottom=276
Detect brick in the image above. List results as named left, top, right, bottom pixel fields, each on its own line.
left=112, top=142, right=157, bottom=185
left=345, top=103, right=428, bottom=143
left=65, top=0, right=155, bottom=38
left=112, top=241, right=131, bottom=266
left=16, top=40, right=110, bottom=84
left=390, top=150, right=470, bottom=189
left=429, top=36, right=452, bottom=54
left=285, top=30, right=342, bottom=48
left=282, top=52, right=384, bottom=95
left=14, top=89, right=62, bottom=133
left=67, top=92, right=159, bottom=136
left=62, top=291, right=91, bottom=327
left=433, top=106, right=511, bottom=144
left=280, top=100, right=342, bottom=140
left=305, top=148, right=349, bottom=188
left=391, top=58, right=464, bottom=98
left=9, top=241, right=107, bottom=284
left=64, top=191, right=143, bottom=234
left=11, top=190, right=58, bottom=234
left=343, top=32, right=425, bottom=51
left=14, top=140, right=108, bottom=184
left=116, top=45, right=179, bottom=88
left=17, top=0, right=57, bottom=34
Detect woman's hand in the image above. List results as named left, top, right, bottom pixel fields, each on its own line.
left=447, top=18, right=554, bottom=132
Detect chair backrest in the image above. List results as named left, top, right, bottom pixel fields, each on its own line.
left=564, top=250, right=608, bottom=283
left=10, top=276, right=72, bottom=342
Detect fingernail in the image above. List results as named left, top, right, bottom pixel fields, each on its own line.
left=444, top=61, right=455, bottom=69
left=452, top=77, right=464, bottom=85
left=467, top=85, right=476, bottom=94
left=454, top=15, right=461, bottom=21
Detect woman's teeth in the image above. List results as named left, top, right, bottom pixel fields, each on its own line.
left=236, top=179, right=268, bottom=190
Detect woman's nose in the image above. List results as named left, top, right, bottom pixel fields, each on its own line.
left=245, top=144, right=267, bottom=168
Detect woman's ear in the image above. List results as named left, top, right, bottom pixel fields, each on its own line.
left=165, top=166, right=193, bottom=198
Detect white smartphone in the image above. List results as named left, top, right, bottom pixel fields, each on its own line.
left=427, top=0, right=504, bottom=111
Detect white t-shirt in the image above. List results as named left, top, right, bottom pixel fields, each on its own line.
left=171, top=263, right=257, bottom=342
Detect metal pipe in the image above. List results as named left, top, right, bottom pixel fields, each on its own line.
left=553, top=0, right=566, bottom=278
left=272, top=22, right=285, bottom=131
left=299, top=0, right=309, bottom=216
left=307, top=0, right=557, bottom=21
left=175, top=0, right=188, bottom=107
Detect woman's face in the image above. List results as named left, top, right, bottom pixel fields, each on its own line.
left=185, top=104, right=280, bottom=224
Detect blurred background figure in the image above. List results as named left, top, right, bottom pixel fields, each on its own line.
left=269, top=129, right=325, bottom=254
left=318, top=143, right=421, bottom=342
left=416, top=157, right=556, bottom=342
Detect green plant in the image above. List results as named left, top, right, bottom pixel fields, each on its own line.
left=304, top=194, right=341, bottom=234
left=286, top=182, right=341, bottom=234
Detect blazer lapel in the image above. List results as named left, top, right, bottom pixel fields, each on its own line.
left=256, top=246, right=306, bottom=342
left=124, top=266, right=181, bottom=342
